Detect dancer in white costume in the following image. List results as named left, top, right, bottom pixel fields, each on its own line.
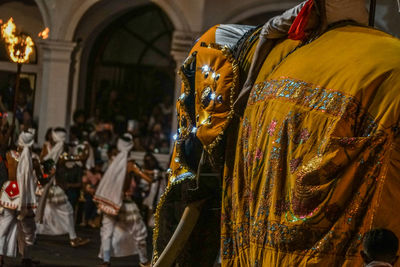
left=0, top=129, right=38, bottom=267
left=94, top=133, right=152, bottom=267
left=36, top=127, right=89, bottom=248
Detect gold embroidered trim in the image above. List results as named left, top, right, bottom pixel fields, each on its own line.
left=152, top=172, right=196, bottom=263
left=201, top=45, right=239, bottom=154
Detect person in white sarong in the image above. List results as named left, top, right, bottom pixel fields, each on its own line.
left=0, top=129, right=38, bottom=267
left=94, top=133, right=152, bottom=267
left=36, top=127, right=89, bottom=248
left=142, top=152, right=166, bottom=228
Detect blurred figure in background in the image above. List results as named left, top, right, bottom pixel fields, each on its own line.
left=81, top=168, right=101, bottom=228
left=361, top=229, right=399, bottom=267
left=142, top=152, right=166, bottom=228
left=36, top=128, right=90, bottom=248
left=0, top=129, right=38, bottom=267
left=94, top=133, right=152, bottom=267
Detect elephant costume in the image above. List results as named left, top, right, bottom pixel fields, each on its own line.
left=154, top=1, right=400, bottom=266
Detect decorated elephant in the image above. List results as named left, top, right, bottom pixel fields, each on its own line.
left=153, top=0, right=400, bottom=266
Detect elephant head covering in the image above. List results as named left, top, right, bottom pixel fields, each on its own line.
left=44, top=128, right=66, bottom=163
left=94, top=133, right=133, bottom=215
left=17, top=128, right=37, bottom=215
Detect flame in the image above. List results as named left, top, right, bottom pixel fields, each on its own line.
left=38, top=27, right=49, bottom=40
left=0, top=17, right=34, bottom=63
left=2, top=18, right=17, bottom=41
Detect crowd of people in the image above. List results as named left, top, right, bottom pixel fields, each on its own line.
left=0, top=77, right=173, bottom=157
left=87, top=88, right=173, bottom=155
left=0, top=72, right=172, bottom=267
left=0, top=104, right=167, bottom=266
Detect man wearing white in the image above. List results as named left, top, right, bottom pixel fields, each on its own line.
left=0, top=129, right=38, bottom=267
left=94, top=133, right=152, bottom=267
left=36, top=127, right=89, bottom=247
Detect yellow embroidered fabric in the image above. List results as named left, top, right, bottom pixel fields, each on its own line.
left=195, top=44, right=239, bottom=153
left=221, top=26, right=400, bottom=267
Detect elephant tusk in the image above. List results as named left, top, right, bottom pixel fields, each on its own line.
left=152, top=199, right=206, bottom=267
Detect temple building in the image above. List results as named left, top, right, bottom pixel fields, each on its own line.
left=0, top=0, right=398, bottom=144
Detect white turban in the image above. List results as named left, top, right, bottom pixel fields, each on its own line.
left=44, top=128, right=66, bottom=163
left=18, top=128, right=35, bottom=148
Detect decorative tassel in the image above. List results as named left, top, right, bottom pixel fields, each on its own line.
left=288, top=0, right=315, bottom=41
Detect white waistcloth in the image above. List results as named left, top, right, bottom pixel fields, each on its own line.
left=0, top=209, right=18, bottom=257
left=99, top=202, right=148, bottom=263
left=35, top=186, right=76, bottom=239
left=0, top=208, right=35, bottom=257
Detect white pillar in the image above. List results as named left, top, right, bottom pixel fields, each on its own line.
left=37, top=39, right=76, bottom=143
left=69, top=46, right=82, bottom=124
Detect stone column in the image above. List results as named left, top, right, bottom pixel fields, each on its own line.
left=170, top=30, right=198, bottom=150
left=37, top=39, right=76, bottom=143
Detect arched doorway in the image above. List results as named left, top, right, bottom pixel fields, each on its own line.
left=85, top=4, right=175, bottom=153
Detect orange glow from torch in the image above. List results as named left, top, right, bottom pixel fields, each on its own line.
left=1, top=17, right=34, bottom=63
left=38, top=27, right=49, bottom=40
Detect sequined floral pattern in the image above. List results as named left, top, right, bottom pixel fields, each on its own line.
left=290, top=157, right=302, bottom=173
left=248, top=78, right=378, bottom=137
left=221, top=76, right=389, bottom=266
left=267, top=120, right=278, bottom=136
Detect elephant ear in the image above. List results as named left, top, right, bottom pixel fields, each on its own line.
left=167, top=42, right=240, bottom=184
left=194, top=43, right=239, bottom=154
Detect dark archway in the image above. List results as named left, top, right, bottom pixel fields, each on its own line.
left=237, top=10, right=285, bottom=26
left=85, top=4, right=175, bottom=147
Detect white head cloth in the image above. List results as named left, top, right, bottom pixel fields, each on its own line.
left=44, top=129, right=66, bottom=163
left=261, top=1, right=306, bottom=39
left=17, top=129, right=37, bottom=213
left=94, top=133, right=133, bottom=215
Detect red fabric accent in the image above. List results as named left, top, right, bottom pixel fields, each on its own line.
left=288, top=0, right=315, bottom=41
left=5, top=181, right=19, bottom=198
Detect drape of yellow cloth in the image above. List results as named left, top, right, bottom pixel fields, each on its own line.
left=222, top=26, right=400, bottom=267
